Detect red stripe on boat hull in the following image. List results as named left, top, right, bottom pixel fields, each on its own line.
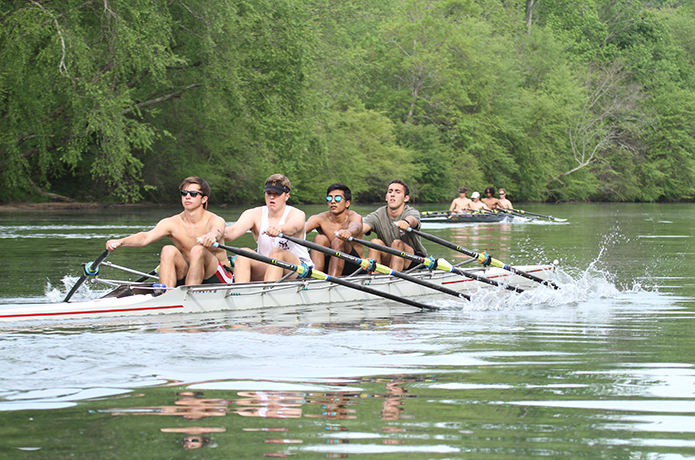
left=0, top=304, right=184, bottom=319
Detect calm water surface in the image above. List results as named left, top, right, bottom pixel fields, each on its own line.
left=1, top=202, right=694, bottom=459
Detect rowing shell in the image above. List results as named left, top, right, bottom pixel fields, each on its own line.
left=0, top=264, right=556, bottom=322
left=421, top=213, right=507, bottom=223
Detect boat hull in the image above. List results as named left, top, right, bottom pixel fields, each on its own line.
left=421, top=214, right=507, bottom=223
left=0, top=264, right=555, bottom=322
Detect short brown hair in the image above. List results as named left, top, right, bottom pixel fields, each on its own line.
left=179, top=177, right=211, bottom=209
left=388, top=179, right=409, bottom=197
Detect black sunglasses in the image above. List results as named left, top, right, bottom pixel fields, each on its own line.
left=180, top=190, right=202, bottom=197
left=326, top=195, right=344, bottom=203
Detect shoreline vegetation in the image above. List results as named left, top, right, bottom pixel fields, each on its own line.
left=2, top=1, right=695, bottom=205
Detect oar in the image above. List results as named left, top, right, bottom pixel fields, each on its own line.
left=508, top=208, right=567, bottom=222
left=63, top=250, right=110, bottom=302
left=405, top=228, right=560, bottom=290
left=211, top=243, right=438, bottom=311
left=101, top=261, right=159, bottom=281
left=463, top=208, right=497, bottom=215
left=348, top=236, right=524, bottom=293
left=494, top=208, right=535, bottom=222
left=279, top=233, right=470, bottom=301
left=421, top=210, right=452, bottom=217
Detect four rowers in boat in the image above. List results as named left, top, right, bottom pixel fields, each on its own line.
left=107, top=174, right=427, bottom=286
left=449, top=186, right=513, bottom=215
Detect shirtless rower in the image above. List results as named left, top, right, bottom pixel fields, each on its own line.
left=106, top=177, right=231, bottom=288
left=481, top=187, right=502, bottom=210
left=449, top=187, right=473, bottom=214
left=498, top=188, right=513, bottom=209
left=469, top=191, right=491, bottom=211
left=212, top=174, right=313, bottom=282
left=305, top=183, right=364, bottom=276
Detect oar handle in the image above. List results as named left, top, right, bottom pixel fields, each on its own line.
left=348, top=236, right=428, bottom=265
left=212, top=242, right=438, bottom=310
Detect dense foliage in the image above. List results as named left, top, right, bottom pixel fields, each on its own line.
left=1, top=0, right=694, bottom=204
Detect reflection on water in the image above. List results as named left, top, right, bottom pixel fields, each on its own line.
left=96, top=377, right=424, bottom=454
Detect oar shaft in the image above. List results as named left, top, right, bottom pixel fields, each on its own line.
left=63, top=250, right=110, bottom=302
left=351, top=236, right=523, bottom=293
left=213, top=243, right=438, bottom=311
left=406, top=228, right=559, bottom=289
left=509, top=208, right=567, bottom=222
left=280, top=234, right=469, bottom=301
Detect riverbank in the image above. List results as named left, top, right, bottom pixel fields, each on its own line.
left=0, top=202, right=163, bottom=212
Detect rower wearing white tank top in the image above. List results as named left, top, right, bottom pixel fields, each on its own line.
left=213, top=174, right=313, bottom=282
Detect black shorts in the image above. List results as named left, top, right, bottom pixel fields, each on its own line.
left=324, top=246, right=364, bottom=276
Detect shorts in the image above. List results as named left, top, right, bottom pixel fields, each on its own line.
left=177, top=261, right=234, bottom=286
left=323, top=246, right=364, bottom=276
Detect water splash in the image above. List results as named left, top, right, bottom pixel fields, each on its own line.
left=43, top=276, right=110, bottom=303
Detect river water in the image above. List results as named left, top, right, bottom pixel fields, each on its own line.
left=0, top=202, right=694, bottom=459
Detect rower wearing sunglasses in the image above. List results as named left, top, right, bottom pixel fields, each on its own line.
left=304, top=183, right=364, bottom=277
left=106, top=176, right=232, bottom=289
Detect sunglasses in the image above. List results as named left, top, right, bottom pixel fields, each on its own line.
left=499, top=191, right=505, bottom=195
left=180, top=190, right=202, bottom=197
left=325, top=195, right=344, bottom=203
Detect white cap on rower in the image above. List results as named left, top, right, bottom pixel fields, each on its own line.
left=471, top=191, right=480, bottom=199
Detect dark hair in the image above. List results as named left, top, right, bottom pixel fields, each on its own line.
left=388, top=179, right=410, bottom=197
left=179, top=177, right=211, bottom=209
left=327, top=183, right=352, bottom=202
left=485, top=187, right=495, bottom=195
left=180, top=177, right=211, bottom=196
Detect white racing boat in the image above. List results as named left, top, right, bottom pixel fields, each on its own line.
left=0, top=263, right=556, bottom=322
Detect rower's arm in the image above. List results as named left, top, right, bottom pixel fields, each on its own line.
left=223, top=209, right=257, bottom=242
left=277, top=208, right=306, bottom=236
left=304, top=214, right=322, bottom=234
left=106, top=218, right=172, bottom=251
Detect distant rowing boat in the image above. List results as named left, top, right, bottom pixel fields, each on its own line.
left=421, top=211, right=509, bottom=223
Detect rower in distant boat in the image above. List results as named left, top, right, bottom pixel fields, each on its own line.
left=449, top=187, right=473, bottom=215
left=105, top=176, right=231, bottom=289
left=481, top=187, right=502, bottom=211
left=498, top=188, right=513, bottom=210
left=304, top=183, right=364, bottom=277
left=469, top=191, right=491, bottom=211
